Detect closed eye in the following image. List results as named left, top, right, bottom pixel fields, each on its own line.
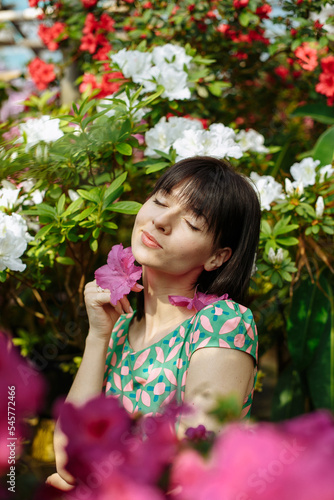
left=153, top=198, right=166, bottom=207
left=185, top=219, right=200, bottom=231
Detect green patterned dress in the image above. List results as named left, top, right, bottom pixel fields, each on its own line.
left=103, top=299, right=258, bottom=418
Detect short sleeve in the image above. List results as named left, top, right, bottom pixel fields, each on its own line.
left=188, top=299, right=258, bottom=364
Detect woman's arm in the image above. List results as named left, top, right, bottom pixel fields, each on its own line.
left=51, top=280, right=133, bottom=488
left=177, top=347, right=255, bottom=437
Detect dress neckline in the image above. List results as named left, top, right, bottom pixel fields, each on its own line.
left=124, top=311, right=197, bottom=354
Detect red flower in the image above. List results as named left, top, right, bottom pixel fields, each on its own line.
left=28, top=57, right=56, bottom=90
left=291, top=28, right=298, bottom=36
left=79, top=71, right=124, bottom=98
left=38, top=22, right=68, bottom=51
left=93, top=41, right=113, bottom=61
left=83, top=13, right=98, bottom=35
left=316, top=56, right=334, bottom=100
left=142, top=1, right=153, bottom=7
left=80, top=32, right=106, bottom=54
left=99, top=13, right=116, bottom=32
left=233, top=0, right=249, bottom=8
left=314, top=20, right=324, bottom=30
left=275, top=66, right=289, bottom=80
left=29, top=0, right=39, bottom=6
left=256, top=4, right=272, bottom=19
left=81, top=0, right=98, bottom=7
left=295, top=42, right=318, bottom=71
left=217, top=23, right=230, bottom=34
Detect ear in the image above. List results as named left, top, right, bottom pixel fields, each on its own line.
left=204, top=247, right=232, bottom=272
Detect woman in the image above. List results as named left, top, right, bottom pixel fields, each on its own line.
left=47, top=156, right=261, bottom=490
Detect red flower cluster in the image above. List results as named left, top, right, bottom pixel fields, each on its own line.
left=81, top=0, right=98, bottom=7
left=256, top=3, right=272, bottom=19
left=79, top=71, right=124, bottom=98
left=218, top=24, right=269, bottom=45
left=38, top=22, right=68, bottom=51
left=233, top=0, right=249, bottom=7
left=295, top=42, right=318, bottom=71
left=316, top=56, right=334, bottom=106
left=80, top=12, right=115, bottom=61
left=28, top=57, right=56, bottom=90
left=29, top=0, right=39, bottom=6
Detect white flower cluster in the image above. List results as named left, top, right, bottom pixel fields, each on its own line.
left=0, top=212, right=33, bottom=272
left=236, top=129, right=269, bottom=154
left=17, top=115, right=64, bottom=151
left=110, top=44, right=193, bottom=100
left=0, top=180, right=45, bottom=209
left=250, top=172, right=284, bottom=211
left=145, top=116, right=243, bottom=161
left=250, top=156, right=333, bottom=211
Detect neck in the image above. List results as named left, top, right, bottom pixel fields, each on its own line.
left=138, top=266, right=199, bottom=340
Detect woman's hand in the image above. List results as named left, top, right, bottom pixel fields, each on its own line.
left=45, top=472, right=76, bottom=491
left=84, top=280, right=134, bottom=341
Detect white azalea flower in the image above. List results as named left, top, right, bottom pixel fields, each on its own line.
left=0, top=212, right=33, bottom=272
left=145, top=116, right=203, bottom=157
left=319, top=163, right=334, bottom=182
left=174, top=123, right=243, bottom=161
left=315, top=196, right=325, bottom=218
left=0, top=181, right=21, bottom=209
left=152, top=44, right=192, bottom=71
left=68, top=190, right=80, bottom=202
left=156, top=65, right=191, bottom=100
left=310, top=3, right=334, bottom=34
left=19, top=179, right=45, bottom=205
left=250, top=172, right=283, bottom=211
left=236, top=129, right=269, bottom=153
left=285, top=178, right=294, bottom=196
left=97, top=91, right=149, bottom=122
left=18, top=116, right=64, bottom=151
left=110, top=49, right=153, bottom=83
left=268, top=247, right=284, bottom=265
left=290, top=157, right=319, bottom=187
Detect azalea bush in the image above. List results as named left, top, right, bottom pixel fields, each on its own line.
left=0, top=0, right=333, bottom=423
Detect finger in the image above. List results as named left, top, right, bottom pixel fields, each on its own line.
left=114, top=301, right=124, bottom=316
left=131, top=283, right=144, bottom=292
left=119, top=296, right=133, bottom=314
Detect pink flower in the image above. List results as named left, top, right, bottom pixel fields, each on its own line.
left=0, top=334, right=45, bottom=474
left=95, top=244, right=142, bottom=304
left=171, top=411, right=334, bottom=500
left=55, top=395, right=132, bottom=481
left=295, top=43, right=318, bottom=71
left=168, top=289, right=228, bottom=312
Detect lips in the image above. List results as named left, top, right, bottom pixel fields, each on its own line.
left=141, top=231, right=162, bottom=249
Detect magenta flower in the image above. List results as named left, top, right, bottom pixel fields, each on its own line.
left=54, top=395, right=132, bottom=482
left=0, top=333, right=45, bottom=474
left=95, top=244, right=142, bottom=304
left=168, top=290, right=228, bottom=312
left=170, top=411, right=334, bottom=500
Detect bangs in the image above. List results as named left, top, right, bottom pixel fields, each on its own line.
left=151, top=158, right=225, bottom=235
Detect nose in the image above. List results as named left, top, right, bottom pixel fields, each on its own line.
left=152, top=211, right=172, bottom=234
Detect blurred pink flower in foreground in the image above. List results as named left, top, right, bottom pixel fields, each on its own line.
left=55, top=395, right=178, bottom=496
left=170, top=410, right=334, bottom=500
left=169, top=290, right=228, bottom=312
left=0, top=333, right=45, bottom=474
left=95, top=243, right=142, bottom=304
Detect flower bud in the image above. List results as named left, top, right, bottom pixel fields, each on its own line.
left=315, top=196, right=324, bottom=218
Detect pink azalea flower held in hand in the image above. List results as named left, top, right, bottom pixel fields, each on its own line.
left=95, top=244, right=143, bottom=305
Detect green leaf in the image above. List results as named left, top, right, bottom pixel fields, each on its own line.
left=291, top=103, right=334, bottom=125
left=208, top=81, right=231, bottom=97
left=260, top=220, right=272, bottom=236
left=313, top=126, right=334, bottom=166
left=0, top=270, right=7, bottom=282
left=57, top=193, right=66, bottom=215
left=77, top=189, right=101, bottom=204
left=72, top=206, right=96, bottom=221
left=62, top=198, right=84, bottom=217
left=90, top=239, right=98, bottom=252
left=146, top=162, right=169, bottom=174
left=56, top=256, right=75, bottom=266
left=273, top=223, right=299, bottom=236
left=276, top=236, right=299, bottom=246
left=104, top=172, right=127, bottom=198
left=109, top=201, right=142, bottom=214
left=35, top=224, right=54, bottom=239
left=115, top=143, right=133, bottom=156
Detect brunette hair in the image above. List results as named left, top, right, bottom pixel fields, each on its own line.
left=136, top=156, right=261, bottom=315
